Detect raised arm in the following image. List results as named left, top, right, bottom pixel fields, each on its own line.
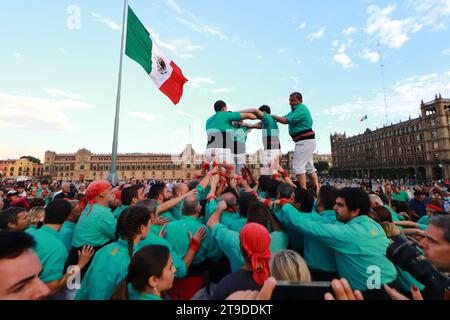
left=240, top=112, right=258, bottom=120
left=271, top=114, right=289, bottom=125
left=156, top=188, right=197, bottom=215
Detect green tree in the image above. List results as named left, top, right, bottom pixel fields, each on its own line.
left=20, top=156, right=41, bottom=165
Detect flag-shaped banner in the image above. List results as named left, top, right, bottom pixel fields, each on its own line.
left=360, top=115, right=368, bottom=122
left=125, top=6, right=188, bottom=105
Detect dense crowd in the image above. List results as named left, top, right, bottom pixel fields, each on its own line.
left=1, top=166, right=449, bottom=300
left=1, top=93, right=449, bottom=301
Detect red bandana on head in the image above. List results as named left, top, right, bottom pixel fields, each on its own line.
left=239, top=223, right=271, bottom=286
left=78, top=180, right=112, bottom=216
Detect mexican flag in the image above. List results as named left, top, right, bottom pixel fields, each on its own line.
left=125, top=6, right=188, bottom=105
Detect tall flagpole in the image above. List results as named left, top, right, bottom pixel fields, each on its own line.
left=108, top=0, right=128, bottom=186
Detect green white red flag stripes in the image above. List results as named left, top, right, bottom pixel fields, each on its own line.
left=125, top=6, right=188, bottom=105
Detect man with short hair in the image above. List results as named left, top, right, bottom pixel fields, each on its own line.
left=52, top=182, right=75, bottom=201
left=0, top=207, right=30, bottom=231
left=164, top=196, right=221, bottom=274
left=420, top=215, right=450, bottom=272
left=392, top=185, right=410, bottom=203
left=279, top=188, right=398, bottom=298
left=270, top=92, right=318, bottom=193
left=31, top=200, right=94, bottom=296
left=409, top=190, right=429, bottom=218
left=0, top=231, right=50, bottom=300
left=204, top=100, right=257, bottom=169
left=111, top=184, right=145, bottom=218
left=258, top=105, right=281, bottom=176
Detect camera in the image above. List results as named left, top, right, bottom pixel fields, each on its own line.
left=387, top=236, right=450, bottom=300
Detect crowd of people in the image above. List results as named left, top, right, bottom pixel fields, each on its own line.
left=1, top=93, right=449, bottom=301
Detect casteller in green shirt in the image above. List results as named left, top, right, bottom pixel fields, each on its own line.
left=392, top=191, right=409, bottom=202
left=206, top=111, right=242, bottom=149
left=280, top=204, right=397, bottom=291
left=32, top=225, right=68, bottom=283
left=72, top=204, right=117, bottom=248
left=283, top=104, right=314, bottom=139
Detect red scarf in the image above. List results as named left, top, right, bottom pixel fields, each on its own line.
left=78, top=180, right=112, bottom=216
left=239, top=223, right=271, bottom=286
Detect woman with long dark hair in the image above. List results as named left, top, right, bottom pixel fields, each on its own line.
left=113, top=245, right=176, bottom=300
left=75, top=206, right=151, bottom=300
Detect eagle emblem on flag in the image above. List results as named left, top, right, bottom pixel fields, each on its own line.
left=155, top=56, right=167, bottom=74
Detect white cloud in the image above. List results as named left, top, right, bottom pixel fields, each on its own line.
left=332, top=40, right=339, bottom=48
left=442, top=48, right=450, bottom=55
left=0, top=92, right=94, bottom=131
left=408, top=0, right=450, bottom=31
left=176, top=17, right=229, bottom=40
left=173, top=109, right=193, bottom=117
left=342, top=27, right=357, bottom=36
left=297, top=21, right=307, bottom=29
left=334, top=44, right=353, bottom=68
left=187, top=77, right=216, bottom=88
left=44, top=88, right=81, bottom=100
left=147, top=26, right=204, bottom=58
left=211, top=87, right=236, bottom=93
left=125, top=110, right=164, bottom=123
left=13, top=52, right=21, bottom=59
left=323, top=70, right=450, bottom=127
left=308, top=27, right=326, bottom=41
left=360, top=48, right=380, bottom=63
left=92, top=13, right=121, bottom=30
left=365, top=4, right=423, bottom=49
left=164, top=0, right=182, bottom=14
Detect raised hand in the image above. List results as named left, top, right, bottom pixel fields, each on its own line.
left=77, top=246, right=95, bottom=269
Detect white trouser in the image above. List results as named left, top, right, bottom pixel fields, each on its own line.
left=293, top=139, right=317, bottom=175
left=260, top=149, right=282, bottom=176
left=203, top=148, right=234, bottom=166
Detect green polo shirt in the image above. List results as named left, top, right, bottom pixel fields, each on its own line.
left=149, top=202, right=175, bottom=235
left=206, top=111, right=241, bottom=132
left=417, top=217, right=429, bottom=231
left=32, top=225, right=68, bottom=283
left=273, top=204, right=304, bottom=252
left=206, top=111, right=242, bottom=149
left=392, top=191, right=409, bottom=202
left=210, top=223, right=288, bottom=272
left=72, top=204, right=117, bottom=248
left=195, top=185, right=210, bottom=201
left=127, top=283, right=162, bottom=300
left=303, top=210, right=338, bottom=272
left=283, top=103, right=313, bottom=137
left=220, top=214, right=247, bottom=232
left=137, top=232, right=187, bottom=278
left=233, top=126, right=250, bottom=144
left=261, top=112, right=279, bottom=138
left=112, top=205, right=129, bottom=219
left=164, top=215, right=221, bottom=265
left=59, top=221, right=77, bottom=251
left=75, top=239, right=134, bottom=300
left=25, top=225, right=39, bottom=236
left=384, top=205, right=405, bottom=222
left=280, top=204, right=397, bottom=291
left=169, top=202, right=184, bottom=220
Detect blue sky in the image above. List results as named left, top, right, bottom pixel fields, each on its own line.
left=1, top=0, right=450, bottom=161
